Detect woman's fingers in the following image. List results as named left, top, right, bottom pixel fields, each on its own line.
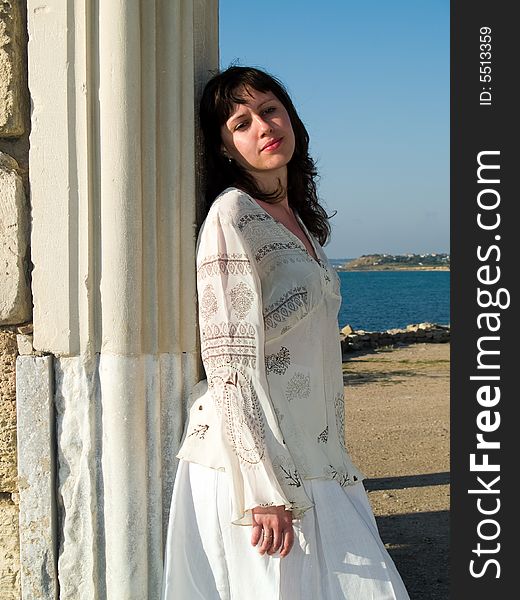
left=258, top=528, right=274, bottom=555
left=279, top=525, right=294, bottom=557
left=250, top=523, right=263, bottom=547
left=268, top=528, right=282, bottom=555
left=253, top=525, right=293, bottom=556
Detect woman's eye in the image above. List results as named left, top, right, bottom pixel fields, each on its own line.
left=234, top=122, right=248, bottom=131
left=263, top=106, right=276, bottom=115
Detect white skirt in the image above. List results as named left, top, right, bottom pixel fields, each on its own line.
left=162, top=459, right=410, bottom=600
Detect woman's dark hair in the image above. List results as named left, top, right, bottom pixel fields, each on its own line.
left=199, top=66, right=332, bottom=246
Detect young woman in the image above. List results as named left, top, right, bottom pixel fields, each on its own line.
left=162, top=66, right=410, bottom=600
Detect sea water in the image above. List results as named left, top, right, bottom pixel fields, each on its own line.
left=333, top=267, right=450, bottom=332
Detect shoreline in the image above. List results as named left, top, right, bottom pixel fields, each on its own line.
left=339, top=322, right=450, bottom=353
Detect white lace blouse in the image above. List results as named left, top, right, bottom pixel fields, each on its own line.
left=176, top=187, right=365, bottom=525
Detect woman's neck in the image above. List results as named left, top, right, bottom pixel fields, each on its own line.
left=255, top=195, right=293, bottom=218
left=252, top=169, right=288, bottom=200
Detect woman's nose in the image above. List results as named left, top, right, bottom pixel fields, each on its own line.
left=255, top=115, right=272, bottom=134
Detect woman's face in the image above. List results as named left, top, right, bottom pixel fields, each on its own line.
left=220, top=87, right=296, bottom=187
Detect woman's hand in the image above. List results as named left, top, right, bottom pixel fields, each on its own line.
left=251, top=505, right=294, bottom=557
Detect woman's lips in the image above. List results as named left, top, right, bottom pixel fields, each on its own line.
left=262, top=138, right=283, bottom=152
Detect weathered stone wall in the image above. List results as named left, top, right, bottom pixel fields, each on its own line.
left=1, top=330, right=20, bottom=598
left=1, top=1, right=30, bottom=598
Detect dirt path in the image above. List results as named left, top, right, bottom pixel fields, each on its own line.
left=343, top=342, right=450, bottom=600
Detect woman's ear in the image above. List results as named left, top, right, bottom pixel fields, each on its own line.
left=221, top=147, right=233, bottom=164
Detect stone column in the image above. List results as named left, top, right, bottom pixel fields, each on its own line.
left=23, top=1, right=218, bottom=598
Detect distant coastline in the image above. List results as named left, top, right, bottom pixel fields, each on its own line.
left=334, top=253, right=450, bottom=272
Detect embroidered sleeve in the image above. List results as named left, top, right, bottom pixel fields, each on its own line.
left=188, top=200, right=313, bottom=525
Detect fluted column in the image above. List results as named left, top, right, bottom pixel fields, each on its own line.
left=22, top=1, right=219, bottom=598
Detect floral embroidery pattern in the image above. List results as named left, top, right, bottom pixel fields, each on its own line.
left=201, top=322, right=257, bottom=370
left=285, top=371, right=311, bottom=403
left=324, top=464, right=351, bottom=487
left=237, top=212, right=272, bottom=230
left=255, top=241, right=301, bottom=263
left=265, top=346, right=291, bottom=375
left=210, top=366, right=265, bottom=465
left=273, top=455, right=303, bottom=488
left=317, top=426, right=328, bottom=444
left=334, top=392, right=347, bottom=449
left=273, top=456, right=302, bottom=487
left=230, top=281, right=254, bottom=320
left=317, top=258, right=329, bottom=278
left=263, top=287, right=308, bottom=330
left=200, top=284, right=218, bottom=321
left=278, top=465, right=302, bottom=487
left=198, top=253, right=252, bottom=279
left=188, top=424, right=209, bottom=440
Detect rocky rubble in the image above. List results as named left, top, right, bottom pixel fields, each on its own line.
left=340, top=322, right=450, bottom=353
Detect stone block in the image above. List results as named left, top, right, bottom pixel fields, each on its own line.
left=0, top=0, right=24, bottom=136
left=340, top=324, right=354, bottom=336
left=0, top=152, right=30, bottom=324
left=16, top=323, right=32, bottom=335
left=16, top=355, right=58, bottom=600
left=0, top=330, right=17, bottom=492
left=0, top=493, right=21, bottom=599
left=16, top=333, right=32, bottom=355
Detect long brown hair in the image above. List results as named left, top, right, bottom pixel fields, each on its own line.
left=199, top=66, right=333, bottom=246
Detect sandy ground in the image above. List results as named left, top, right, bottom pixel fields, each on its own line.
left=343, top=342, right=450, bottom=600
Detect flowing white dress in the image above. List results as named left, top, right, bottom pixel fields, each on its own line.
left=162, top=187, right=410, bottom=599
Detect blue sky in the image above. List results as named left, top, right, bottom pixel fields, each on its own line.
left=219, top=0, right=449, bottom=259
